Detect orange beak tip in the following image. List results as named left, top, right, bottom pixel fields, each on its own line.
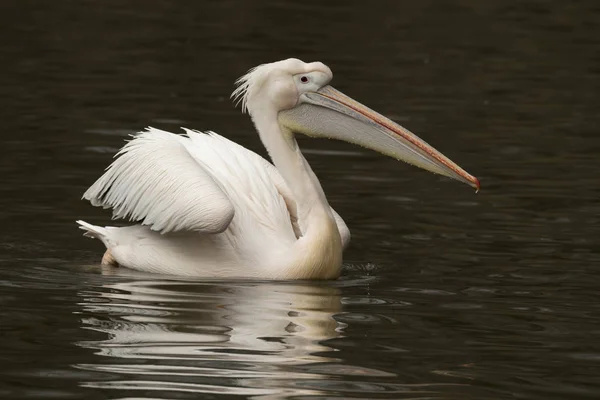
left=473, top=177, right=481, bottom=193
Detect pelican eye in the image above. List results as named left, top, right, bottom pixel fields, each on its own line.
left=300, top=76, right=309, bottom=83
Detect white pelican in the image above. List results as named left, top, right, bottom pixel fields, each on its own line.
left=78, top=58, right=479, bottom=279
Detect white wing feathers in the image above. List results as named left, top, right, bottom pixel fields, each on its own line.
left=181, top=129, right=297, bottom=240
left=83, top=128, right=234, bottom=234
left=83, top=127, right=350, bottom=249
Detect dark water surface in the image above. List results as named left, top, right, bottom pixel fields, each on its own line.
left=1, top=0, right=600, bottom=399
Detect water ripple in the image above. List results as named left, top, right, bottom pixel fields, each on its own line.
left=73, top=279, right=401, bottom=398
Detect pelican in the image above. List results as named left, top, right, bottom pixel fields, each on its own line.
left=77, top=58, right=479, bottom=279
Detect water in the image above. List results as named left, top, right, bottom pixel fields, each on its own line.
left=1, top=0, right=599, bottom=398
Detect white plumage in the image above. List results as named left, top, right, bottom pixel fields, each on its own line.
left=78, top=58, right=478, bottom=279
left=84, top=129, right=234, bottom=234
left=79, top=127, right=349, bottom=278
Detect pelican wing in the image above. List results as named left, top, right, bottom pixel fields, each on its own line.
left=83, top=128, right=234, bottom=234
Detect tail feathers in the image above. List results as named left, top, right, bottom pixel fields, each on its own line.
left=76, top=220, right=110, bottom=248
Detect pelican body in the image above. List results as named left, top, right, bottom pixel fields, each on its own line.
left=78, top=58, right=479, bottom=279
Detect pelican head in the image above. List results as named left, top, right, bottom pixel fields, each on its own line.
left=233, top=58, right=479, bottom=190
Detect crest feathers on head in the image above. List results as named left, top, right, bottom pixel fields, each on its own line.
left=231, top=64, right=269, bottom=114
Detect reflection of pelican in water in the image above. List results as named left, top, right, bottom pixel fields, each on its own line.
left=75, top=278, right=353, bottom=397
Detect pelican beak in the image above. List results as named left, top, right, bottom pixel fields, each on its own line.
left=279, top=85, right=480, bottom=191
